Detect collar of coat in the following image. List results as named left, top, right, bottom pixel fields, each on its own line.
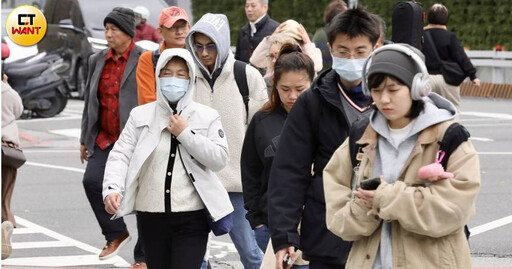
left=357, top=123, right=440, bottom=148
left=311, top=69, right=346, bottom=110
left=243, top=14, right=270, bottom=33
left=254, top=14, right=270, bottom=31
left=424, top=24, right=448, bottom=31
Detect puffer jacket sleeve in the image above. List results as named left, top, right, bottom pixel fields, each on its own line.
left=2, top=82, right=23, bottom=119
left=177, top=110, right=229, bottom=172
left=102, top=111, right=140, bottom=200
left=8, top=86, right=23, bottom=119
left=246, top=65, right=269, bottom=123
left=373, top=140, right=481, bottom=238
left=323, top=138, right=381, bottom=241
left=249, top=36, right=271, bottom=69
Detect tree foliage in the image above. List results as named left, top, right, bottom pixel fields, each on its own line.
left=191, top=0, right=511, bottom=50
left=364, top=0, right=512, bottom=50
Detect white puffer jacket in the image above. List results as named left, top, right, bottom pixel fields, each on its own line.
left=102, top=48, right=233, bottom=221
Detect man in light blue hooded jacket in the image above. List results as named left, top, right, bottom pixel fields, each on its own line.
left=186, top=13, right=268, bottom=269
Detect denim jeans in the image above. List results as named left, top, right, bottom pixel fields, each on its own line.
left=254, top=225, right=271, bottom=252
left=228, top=192, right=263, bottom=269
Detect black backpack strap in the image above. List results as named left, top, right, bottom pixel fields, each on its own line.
left=152, top=47, right=161, bottom=71
left=437, top=122, right=470, bottom=170
left=437, top=122, right=471, bottom=240
left=233, top=60, right=249, bottom=124
left=349, top=117, right=370, bottom=168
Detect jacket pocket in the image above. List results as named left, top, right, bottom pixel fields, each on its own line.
left=189, top=123, right=209, bottom=136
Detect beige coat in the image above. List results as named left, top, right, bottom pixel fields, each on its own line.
left=323, top=121, right=480, bottom=269
left=1, top=82, right=23, bottom=145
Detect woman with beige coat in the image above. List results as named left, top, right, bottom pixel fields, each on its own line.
left=1, top=79, right=23, bottom=260
left=323, top=44, right=480, bottom=269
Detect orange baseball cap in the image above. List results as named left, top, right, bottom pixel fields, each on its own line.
left=159, top=6, right=189, bottom=28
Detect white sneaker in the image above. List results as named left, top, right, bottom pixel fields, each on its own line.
left=2, top=221, right=14, bottom=260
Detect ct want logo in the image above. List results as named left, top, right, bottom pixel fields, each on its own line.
left=5, top=5, right=47, bottom=46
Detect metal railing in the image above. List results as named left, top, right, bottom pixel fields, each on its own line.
left=466, top=50, right=512, bottom=84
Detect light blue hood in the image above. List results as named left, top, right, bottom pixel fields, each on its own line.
left=186, top=13, right=231, bottom=77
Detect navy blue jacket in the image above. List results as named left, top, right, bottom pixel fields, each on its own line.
left=235, top=14, right=279, bottom=63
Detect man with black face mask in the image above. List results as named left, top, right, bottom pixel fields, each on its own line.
left=267, top=7, right=380, bottom=269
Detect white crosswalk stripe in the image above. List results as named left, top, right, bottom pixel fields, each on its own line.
left=3, top=216, right=130, bottom=267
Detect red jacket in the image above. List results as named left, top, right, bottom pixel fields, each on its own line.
left=134, top=23, right=161, bottom=43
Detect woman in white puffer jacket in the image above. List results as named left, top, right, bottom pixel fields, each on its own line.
left=102, top=48, right=232, bottom=268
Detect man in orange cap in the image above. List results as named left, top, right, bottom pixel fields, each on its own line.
left=136, top=6, right=190, bottom=105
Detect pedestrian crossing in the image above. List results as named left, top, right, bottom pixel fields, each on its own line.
left=3, top=216, right=130, bottom=267
left=49, top=128, right=81, bottom=139
left=2, top=216, right=242, bottom=268
left=39, top=111, right=511, bottom=142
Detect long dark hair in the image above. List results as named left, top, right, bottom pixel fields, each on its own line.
left=260, top=43, right=315, bottom=113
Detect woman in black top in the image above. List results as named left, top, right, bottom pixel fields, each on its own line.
left=241, top=44, right=315, bottom=253
left=422, top=3, right=480, bottom=113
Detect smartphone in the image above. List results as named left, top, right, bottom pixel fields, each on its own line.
left=282, top=253, right=292, bottom=268
left=359, top=177, right=381, bottom=190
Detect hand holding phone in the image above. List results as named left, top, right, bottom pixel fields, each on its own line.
left=359, top=177, right=381, bottom=190
left=283, top=253, right=292, bottom=268
left=276, top=246, right=295, bottom=269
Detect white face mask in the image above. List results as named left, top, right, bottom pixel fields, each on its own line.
left=159, top=77, right=189, bottom=103
left=331, top=56, right=367, bottom=83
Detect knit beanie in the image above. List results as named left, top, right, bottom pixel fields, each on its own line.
left=104, top=7, right=135, bottom=38
left=367, top=43, right=425, bottom=89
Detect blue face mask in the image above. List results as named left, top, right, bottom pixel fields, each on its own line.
left=159, top=77, right=189, bottom=103
left=331, top=56, right=367, bottom=83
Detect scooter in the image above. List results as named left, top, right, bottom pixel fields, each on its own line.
left=2, top=49, right=69, bottom=118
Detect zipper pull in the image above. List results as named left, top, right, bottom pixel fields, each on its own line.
left=351, top=165, right=360, bottom=200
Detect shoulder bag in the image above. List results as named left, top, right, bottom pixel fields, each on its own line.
left=424, top=31, right=467, bottom=86
left=1, top=141, right=26, bottom=169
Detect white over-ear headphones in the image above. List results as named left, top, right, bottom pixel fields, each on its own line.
left=361, top=44, right=431, bottom=100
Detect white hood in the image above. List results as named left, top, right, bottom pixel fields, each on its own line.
left=154, top=48, right=197, bottom=114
